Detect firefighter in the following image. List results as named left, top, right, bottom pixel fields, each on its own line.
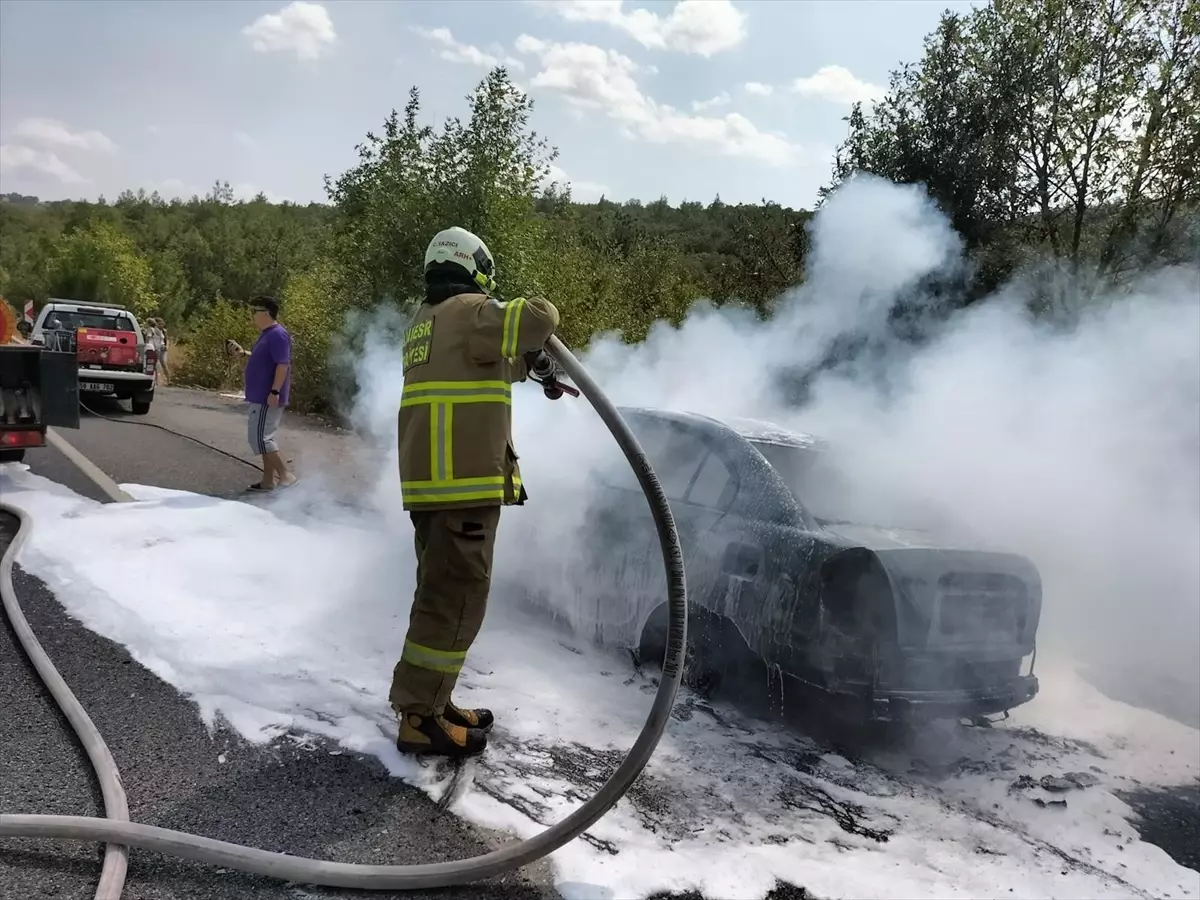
left=390, top=225, right=563, bottom=757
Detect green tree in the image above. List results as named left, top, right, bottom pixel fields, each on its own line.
left=825, top=10, right=1027, bottom=256
left=278, top=259, right=342, bottom=411
left=48, top=220, right=158, bottom=317
left=1097, top=0, right=1200, bottom=273
left=824, top=0, right=1200, bottom=295
left=713, top=202, right=811, bottom=313
left=174, top=298, right=257, bottom=389
left=325, top=68, right=557, bottom=309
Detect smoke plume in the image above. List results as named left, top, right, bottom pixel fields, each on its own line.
left=341, top=173, right=1200, bottom=725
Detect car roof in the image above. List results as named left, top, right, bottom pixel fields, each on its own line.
left=720, top=416, right=822, bottom=449
left=45, top=299, right=132, bottom=312
left=617, top=406, right=823, bottom=450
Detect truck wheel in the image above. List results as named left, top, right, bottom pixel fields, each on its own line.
left=0, top=448, right=26, bottom=464
left=131, top=396, right=152, bottom=415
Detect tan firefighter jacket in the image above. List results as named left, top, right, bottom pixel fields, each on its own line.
left=398, top=291, right=561, bottom=511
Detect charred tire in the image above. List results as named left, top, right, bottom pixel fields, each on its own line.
left=0, top=449, right=26, bottom=464
left=639, top=602, right=753, bottom=700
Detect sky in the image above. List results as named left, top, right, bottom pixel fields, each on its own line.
left=0, top=0, right=974, bottom=209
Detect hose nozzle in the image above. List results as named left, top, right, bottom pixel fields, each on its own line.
left=526, top=348, right=579, bottom=399
left=529, top=350, right=556, bottom=380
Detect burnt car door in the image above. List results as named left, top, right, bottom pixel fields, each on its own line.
left=730, top=440, right=844, bottom=676
left=661, top=435, right=744, bottom=626
left=578, top=416, right=730, bottom=646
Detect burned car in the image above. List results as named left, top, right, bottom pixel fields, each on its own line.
left=540, top=407, right=1042, bottom=724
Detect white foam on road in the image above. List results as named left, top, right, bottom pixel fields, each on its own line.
left=1, top=467, right=1197, bottom=900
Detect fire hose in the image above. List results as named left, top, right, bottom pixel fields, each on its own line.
left=0, top=333, right=689, bottom=895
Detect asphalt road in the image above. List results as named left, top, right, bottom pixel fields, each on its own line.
left=28, top=387, right=375, bottom=503
left=0, top=387, right=559, bottom=900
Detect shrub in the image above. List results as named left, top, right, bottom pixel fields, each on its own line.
left=175, top=298, right=257, bottom=390
left=278, top=260, right=341, bottom=414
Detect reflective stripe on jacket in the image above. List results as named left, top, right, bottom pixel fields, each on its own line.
left=398, top=291, right=560, bottom=511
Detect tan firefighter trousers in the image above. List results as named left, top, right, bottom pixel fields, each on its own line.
left=389, top=505, right=502, bottom=717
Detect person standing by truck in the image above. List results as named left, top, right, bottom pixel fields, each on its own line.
left=226, top=296, right=297, bottom=492
left=152, top=318, right=171, bottom=383
left=145, top=319, right=166, bottom=384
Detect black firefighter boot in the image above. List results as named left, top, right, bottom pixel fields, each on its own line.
left=443, top=700, right=495, bottom=733
left=396, top=712, right=487, bottom=757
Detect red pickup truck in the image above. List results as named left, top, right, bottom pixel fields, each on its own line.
left=31, top=300, right=158, bottom=414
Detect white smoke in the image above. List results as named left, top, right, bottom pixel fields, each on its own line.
left=339, top=173, right=1200, bottom=725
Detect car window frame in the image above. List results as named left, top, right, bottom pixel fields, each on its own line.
left=745, top=438, right=824, bottom=529
left=682, top=447, right=738, bottom=512
left=590, top=415, right=673, bottom=495
left=37, top=305, right=138, bottom=334
left=593, top=416, right=738, bottom=513
left=652, top=422, right=715, bottom=503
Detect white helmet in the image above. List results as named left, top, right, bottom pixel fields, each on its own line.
left=424, top=226, right=497, bottom=294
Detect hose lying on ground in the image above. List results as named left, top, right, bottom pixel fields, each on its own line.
left=77, top=398, right=265, bottom=474
left=0, top=333, right=690, bottom=892
left=0, top=504, right=130, bottom=900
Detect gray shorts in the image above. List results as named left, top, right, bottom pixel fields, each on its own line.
left=248, top=403, right=284, bottom=455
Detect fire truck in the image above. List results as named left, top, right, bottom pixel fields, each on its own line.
left=0, top=299, right=81, bottom=463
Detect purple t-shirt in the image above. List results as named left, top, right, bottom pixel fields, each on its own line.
left=245, top=323, right=292, bottom=406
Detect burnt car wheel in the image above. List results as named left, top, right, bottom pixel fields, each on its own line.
left=639, top=603, right=756, bottom=700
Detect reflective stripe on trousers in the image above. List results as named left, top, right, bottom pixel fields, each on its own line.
left=400, top=639, right=467, bottom=675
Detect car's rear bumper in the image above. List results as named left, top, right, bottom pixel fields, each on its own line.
left=77, top=370, right=154, bottom=396
left=869, top=674, right=1039, bottom=721
left=778, top=668, right=1040, bottom=723
left=78, top=369, right=153, bottom=383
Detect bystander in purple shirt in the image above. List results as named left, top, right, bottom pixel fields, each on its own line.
left=245, top=322, right=292, bottom=407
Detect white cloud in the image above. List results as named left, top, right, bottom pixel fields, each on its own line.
left=515, top=35, right=799, bottom=166
left=530, top=0, right=747, bottom=57
left=142, top=178, right=202, bottom=201
left=543, top=163, right=609, bottom=201
left=232, top=182, right=291, bottom=203
left=242, top=1, right=336, bottom=61
left=0, top=118, right=118, bottom=186
left=13, top=117, right=117, bottom=153
left=410, top=26, right=525, bottom=71
left=791, top=65, right=883, bottom=104
left=691, top=91, right=731, bottom=112
left=743, top=81, right=773, bottom=97
left=0, top=144, right=86, bottom=184
left=232, top=131, right=259, bottom=151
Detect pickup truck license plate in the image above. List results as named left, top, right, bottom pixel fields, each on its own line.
left=80, top=381, right=115, bottom=393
